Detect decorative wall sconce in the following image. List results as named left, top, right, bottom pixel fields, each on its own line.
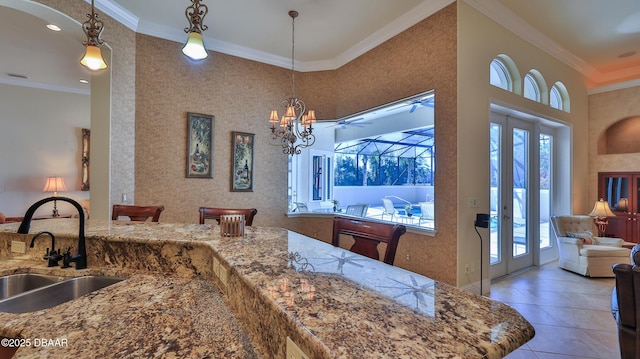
left=268, top=10, right=317, bottom=156
left=182, top=0, right=209, bottom=60
left=42, top=177, right=67, bottom=217
left=80, top=0, right=108, bottom=71
left=81, top=128, right=90, bottom=191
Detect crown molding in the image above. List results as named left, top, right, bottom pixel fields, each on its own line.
left=0, top=77, right=90, bottom=96
left=96, top=0, right=453, bottom=72
left=463, top=0, right=640, bottom=87
left=463, top=0, right=607, bottom=83
left=588, top=77, right=640, bottom=95
left=93, top=0, right=139, bottom=31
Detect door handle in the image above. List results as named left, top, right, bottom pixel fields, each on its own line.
left=503, top=214, right=511, bottom=220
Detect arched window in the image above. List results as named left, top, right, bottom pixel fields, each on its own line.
left=489, top=54, right=521, bottom=94
left=490, top=59, right=511, bottom=91
left=523, top=70, right=547, bottom=103
left=550, top=86, right=562, bottom=110
left=523, top=73, right=539, bottom=101
left=550, top=81, right=570, bottom=112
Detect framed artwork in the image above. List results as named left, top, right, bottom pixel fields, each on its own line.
left=81, top=128, right=90, bottom=191
left=231, top=132, right=254, bottom=191
left=186, top=113, right=214, bottom=178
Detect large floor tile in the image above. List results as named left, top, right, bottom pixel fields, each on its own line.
left=490, top=261, right=620, bottom=359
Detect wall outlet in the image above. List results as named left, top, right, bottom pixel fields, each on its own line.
left=468, top=197, right=480, bottom=208
left=465, top=263, right=470, bottom=273
left=11, top=241, right=26, bottom=254
left=286, top=337, right=310, bottom=359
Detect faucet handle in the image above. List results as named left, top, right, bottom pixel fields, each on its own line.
left=45, top=249, right=63, bottom=267
left=61, top=247, right=73, bottom=268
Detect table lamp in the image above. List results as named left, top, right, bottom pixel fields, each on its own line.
left=588, top=198, right=615, bottom=237
left=42, top=176, right=67, bottom=217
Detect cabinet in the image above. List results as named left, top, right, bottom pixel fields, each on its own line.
left=598, top=172, right=640, bottom=243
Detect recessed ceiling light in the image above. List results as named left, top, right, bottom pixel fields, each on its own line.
left=79, top=79, right=89, bottom=84
left=618, top=51, right=637, bottom=58
left=46, top=24, right=61, bottom=32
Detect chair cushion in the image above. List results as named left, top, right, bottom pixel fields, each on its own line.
left=580, top=245, right=630, bottom=257
left=567, top=230, right=594, bottom=244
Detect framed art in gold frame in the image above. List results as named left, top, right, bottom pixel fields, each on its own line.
left=186, top=113, right=214, bottom=178
left=231, top=131, right=254, bottom=191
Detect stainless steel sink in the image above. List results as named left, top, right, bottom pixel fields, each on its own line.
left=0, top=273, right=65, bottom=300
left=0, top=276, right=124, bottom=313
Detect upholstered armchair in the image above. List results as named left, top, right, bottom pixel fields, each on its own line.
left=550, top=215, right=630, bottom=277
left=612, top=246, right=640, bottom=359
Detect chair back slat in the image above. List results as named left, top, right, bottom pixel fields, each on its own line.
left=332, top=216, right=406, bottom=265
left=199, top=207, right=257, bottom=226
left=112, top=205, right=165, bottom=222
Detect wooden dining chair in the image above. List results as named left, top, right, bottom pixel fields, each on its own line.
left=112, top=204, right=165, bottom=222
left=332, top=216, right=406, bottom=265
left=198, top=207, right=258, bottom=226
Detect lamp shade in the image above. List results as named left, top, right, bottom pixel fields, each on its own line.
left=43, top=177, right=67, bottom=193
left=182, top=32, right=208, bottom=60
left=617, top=198, right=629, bottom=212
left=588, top=198, right=615, bottom=217
left=80, top=45, right=108, bottom=71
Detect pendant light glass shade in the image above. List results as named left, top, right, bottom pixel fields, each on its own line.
left=182, top=32, right=208, bottom=60
left=182, top=0, right=209, bottom=60
left=80, top=45, right=108, bottom=70
left=80, top=0, right=107, bottom=71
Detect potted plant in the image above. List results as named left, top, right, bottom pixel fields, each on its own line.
left=331, top=199, right=340, bottom=212
left=404, top=204, right=413, bottom=217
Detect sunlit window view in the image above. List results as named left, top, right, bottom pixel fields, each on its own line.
left=288, top=92, right=436, bottom=230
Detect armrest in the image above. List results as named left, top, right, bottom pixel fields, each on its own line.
left=595, top=237, right=624, bottom=247
left=557, top=236, right=583, bottom=245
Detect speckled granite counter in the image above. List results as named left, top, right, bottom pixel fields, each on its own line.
left=0, top=219, right=534, bottom=358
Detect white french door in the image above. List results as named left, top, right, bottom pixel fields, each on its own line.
left=490, top=113, right=536, bottom=278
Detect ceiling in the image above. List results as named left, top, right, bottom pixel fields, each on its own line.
left=1, top=0, right=640, bottom=93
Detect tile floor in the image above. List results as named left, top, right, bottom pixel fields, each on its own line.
left=490, top=262, right=621, bottom=359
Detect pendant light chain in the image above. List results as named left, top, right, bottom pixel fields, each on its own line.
left=290, top=11, right=297, bottom=99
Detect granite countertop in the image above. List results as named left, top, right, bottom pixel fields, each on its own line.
left=0, top=263, right=260, bottom=358
left=0, top=219, right=534, bottom=358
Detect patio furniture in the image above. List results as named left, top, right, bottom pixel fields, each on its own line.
left=418, top=202, right=434, bottom=224
left=293, top=202, right=308, bottom=212
left=381, top=198, right=397, bottom=220
left=345, top=204, right=368, bottom=217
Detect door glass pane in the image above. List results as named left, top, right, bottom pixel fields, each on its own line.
left=540, top=134, right=552, bottom=248
left=490, top=124, right=501, bottom=265
left=513, top=128, right=528, bottom=257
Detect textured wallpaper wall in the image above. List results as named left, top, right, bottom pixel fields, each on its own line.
left=38, top=0, right=137, bottom=215
left=134, top=35, right=292, bottom=226
left=589, top=86, right=640, bottom=199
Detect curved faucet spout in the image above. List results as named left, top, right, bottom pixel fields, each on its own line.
left=18, top=196, right=87, bottom=270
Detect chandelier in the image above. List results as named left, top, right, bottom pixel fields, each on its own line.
left=80, top=0, right=108, bottom=70
left=268, top=10, right=317, bottom=156
left=182, top=0, right=209, bottom=60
